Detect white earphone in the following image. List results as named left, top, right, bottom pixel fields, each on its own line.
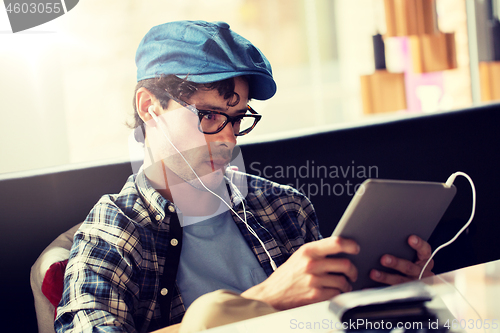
left=148, top=105, right=159, bottom=122
left=146, top=104, right=277, bottom=271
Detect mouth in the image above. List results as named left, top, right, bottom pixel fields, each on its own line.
left=207, top=158, right=230, bottom=172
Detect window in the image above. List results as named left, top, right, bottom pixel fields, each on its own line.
left=0, top=0, right=475, bottom=174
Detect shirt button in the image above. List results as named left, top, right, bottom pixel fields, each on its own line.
left=170, top=238, right=179, bottom=247
left=155, top=215, right=161, bottom=221
left=161, top=288, right=168, bottom=296
left=168, top=205, right=175, bottom=213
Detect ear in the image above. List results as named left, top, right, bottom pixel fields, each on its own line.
left=136, top=87, right=159, bottom=124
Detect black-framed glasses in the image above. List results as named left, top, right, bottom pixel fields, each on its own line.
left=164, top=90, right=262, bottom=136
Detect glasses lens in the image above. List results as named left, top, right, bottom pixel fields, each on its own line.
left=235, top=116, right=257, bottom=135
left=199, top=112, right=258, bottom=135
left=199, top=113, right=226, bottom=133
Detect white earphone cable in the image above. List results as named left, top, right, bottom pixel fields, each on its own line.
left=418, top=172, right=476, bottom=280
left=149, top=109, right=277, bottom=271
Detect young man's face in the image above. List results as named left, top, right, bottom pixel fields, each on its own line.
left=147, top=76, right=249, bottom=192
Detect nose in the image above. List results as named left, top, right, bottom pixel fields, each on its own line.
left=211, top=121, right=237, bottom=146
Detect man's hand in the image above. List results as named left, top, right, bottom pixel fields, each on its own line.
left=370, top=235, right=435, bottom=285
left=241, top=237, right=359, bottom=311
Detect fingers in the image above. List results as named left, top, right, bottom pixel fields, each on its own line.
left=370, top=263, right=434, bottom=284
left=407, top=235, right=435, bottom=277
left=408, top=235, right=432, bottom=262
left=242, top=237, right=361, bottom=311
left=369, top=269, right=412, bottom=285
left=291, top=238, right=359, bottom=293
left=371, top=235, right=435, bottom=286
left=298, top=237, right=359, bottom=283
left=318, top=274, right=353, bottom=293
left=302, top=272, right=354, bottom=294
left=306, top=257, right=358, bottom=283
left=302, top=236, right=360, bottom=259
left=381, top=254, right=422, bottom=277
left=370, top=254, right=420, bottom=286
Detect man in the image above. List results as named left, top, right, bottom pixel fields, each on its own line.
left=55, top=21, right=434, bottom=333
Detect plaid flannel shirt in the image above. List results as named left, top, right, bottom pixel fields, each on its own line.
left=55, top=169, right=321, bottom=333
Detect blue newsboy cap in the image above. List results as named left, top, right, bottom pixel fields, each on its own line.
left=135, top=20, right=277, bottom=100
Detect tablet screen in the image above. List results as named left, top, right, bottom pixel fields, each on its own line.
left=329, top=178, right=456, bottom=290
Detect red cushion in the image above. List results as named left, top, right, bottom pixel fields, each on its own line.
left=41, top=259, right=68, bottom=317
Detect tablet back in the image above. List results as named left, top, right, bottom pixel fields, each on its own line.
left=330, top=179, right=456, bottom=291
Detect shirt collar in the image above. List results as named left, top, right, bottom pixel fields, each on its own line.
left=135, top=168, right=174, bottom=225
left=134, top=166, right=248, bottom=223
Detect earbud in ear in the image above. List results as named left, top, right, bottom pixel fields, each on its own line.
left=148, top=105, right=159, bottom=123
left=148, top=105, right=155, bottom=116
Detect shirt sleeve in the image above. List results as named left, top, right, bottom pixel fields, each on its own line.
left=296, top=191, right=323, bottom=242
left=55, top=202, right=143, bottom=333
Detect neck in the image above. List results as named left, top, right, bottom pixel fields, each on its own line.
left=145, top=160, right=225, bottom=216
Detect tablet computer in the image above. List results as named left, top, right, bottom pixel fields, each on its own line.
left=329, top=178, right=456, bottom=291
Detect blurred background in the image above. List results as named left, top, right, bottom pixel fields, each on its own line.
left=0, top=0, right=498, bottom=174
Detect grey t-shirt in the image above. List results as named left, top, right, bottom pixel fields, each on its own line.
left=177, top=208, right=268, bottom=309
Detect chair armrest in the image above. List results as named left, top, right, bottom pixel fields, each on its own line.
left=31, top=222, right=82, bottom=289
left=30, top=222, right=82, bottom=333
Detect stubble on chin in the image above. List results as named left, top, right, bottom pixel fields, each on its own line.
left=163, top=154, right=227, bottom=192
